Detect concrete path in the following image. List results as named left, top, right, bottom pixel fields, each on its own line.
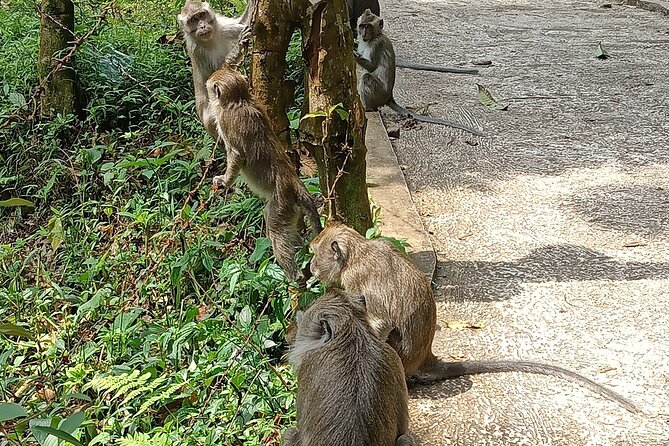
left=378, top=0, right=669, bottom=444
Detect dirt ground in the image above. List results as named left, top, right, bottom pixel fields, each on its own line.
left=379, top=0, right=669, bottom=444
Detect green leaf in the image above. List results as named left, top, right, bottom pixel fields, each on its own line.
left=238, top=305, right=252, bottom=327
left=8, top=92, right=26, bottom=108
left=47, top=216, right=64, bottom=252
left=59, top=411, right=85, bottom=434
left=594, top=41, right=609, bottom=59
left=476, top=84, right=508, bottom=110
left=0, top=403, right=28, bottom=422
left=31, top=426, right=85, bottom=446
left=249, top=237, right=271, bottom=263
left=0, top=198, right=34, bottom=207
left=89, top=432, right=111, bottom=446
left=300, top=111, right=327, bottom=121
left=0, top=323, right=34, bottom=339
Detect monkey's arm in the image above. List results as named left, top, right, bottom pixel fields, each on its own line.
left=224, top=25, right=252, bottom=65
left=354, top=51, right=378, bottom=73
left=213, top=146, right=245, bottom=189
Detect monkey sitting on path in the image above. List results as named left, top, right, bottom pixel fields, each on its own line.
left=206, top=65, right=322, bottom=282
left=285, top=289, right=415, bottom=446
left=178, top=0, right=253, bottom=139
left=354, top=9, right=485, bottom=137
left=309, top=220, right=638, bottom=414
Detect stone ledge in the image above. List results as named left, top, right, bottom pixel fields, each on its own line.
left=364, top=111, right=437, bottom=282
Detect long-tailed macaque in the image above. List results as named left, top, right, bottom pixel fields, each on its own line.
left=285, top=289, right=414, bottom=446
left=354, top=9, right=485, bottom=137
left=178, top=0, right=253, bottom=139
left=348, top=0, right=479, bottom=74
left=309, top=221, right=638, bottom=414
left=206, top=65, right=322, bottom=281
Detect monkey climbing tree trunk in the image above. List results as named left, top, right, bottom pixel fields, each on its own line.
left=297, top=0, right=372, bottom=233
left=38, top=0, right=79, bottom=117
left=252, top=0, right=372, bottom=234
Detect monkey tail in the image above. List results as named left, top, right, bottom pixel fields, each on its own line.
left=296, top=186, right=323, bottom=237
left=415, top=358, right=639, bottom=414
left=395, top=58, right=479, bottom=75
left=386, top=98, right=485, bottom=137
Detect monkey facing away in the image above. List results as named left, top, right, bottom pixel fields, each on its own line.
left=206, top=65, right=322, bottom=282
left=309, top=220, right=638, bottom=414
left=285, top=289, right=414, bottom=446
left=178, top=0, right=253, bottom=139
left=354, top=9, right=485, bottom=137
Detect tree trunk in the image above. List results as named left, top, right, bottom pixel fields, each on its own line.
left=297, top=0, right=372, bottom=233
left=252, top=0, right=372, bottom=234
left=38, top=0, right=78, bottom=117
left=250, top=0, right=294, bottom=150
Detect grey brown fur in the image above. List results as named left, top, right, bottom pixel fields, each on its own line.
left=354, top=9, right=485, bottom=137
left=309, top=221, right=638, bottom=414
left=285, top=289, right=414, bottom=446
left=206, top=65, right=322, bottom=282
left=178, top=0, right=252, bottom=139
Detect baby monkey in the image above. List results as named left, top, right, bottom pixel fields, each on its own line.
left=206, top=65, right=322, bottom=282
left=310, top=220, right=638, bottom=414
left=355, top=9, right=484, bottom=137
left=285, top=289, right=414, bottom=446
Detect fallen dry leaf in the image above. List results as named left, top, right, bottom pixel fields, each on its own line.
left=623, top=241, right=647, bottom=248
left=444, top=320, right=486, bottom=330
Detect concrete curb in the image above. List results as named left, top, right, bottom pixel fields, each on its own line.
left=621, top=0, right=669, bottom=15
left=364, top=111, right=437, bottom=282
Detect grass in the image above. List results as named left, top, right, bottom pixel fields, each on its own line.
left=0, top=1, right=319, bottom=444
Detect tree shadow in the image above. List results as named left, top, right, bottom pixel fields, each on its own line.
left=566, top=184, right=669, bottom=237
left=436, top=244, right=669, bottom=302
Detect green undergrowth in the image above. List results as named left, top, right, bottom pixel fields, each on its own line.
left=0, top=1, right=318, bottom=445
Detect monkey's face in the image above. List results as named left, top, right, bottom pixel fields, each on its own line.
left=357, top=9, right=383, bottom=42
left=309, top=237, right=346, bottom=285
left=180, top=5, right=215, bottom=40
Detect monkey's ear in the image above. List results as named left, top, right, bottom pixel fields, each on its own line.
left=331, top=240, right=344, bottom=261
left=213, top=83, right=222, bottom=99
left=379, top=18, right=384, bottom=29
left=319, top=318, right=332, bottom=343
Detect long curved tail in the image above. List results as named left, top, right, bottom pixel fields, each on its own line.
left=415, top=358, right=638, bottom=414
left=396, top=58, right=479, bottom=75
left=387, top=98, right=485, bottom=137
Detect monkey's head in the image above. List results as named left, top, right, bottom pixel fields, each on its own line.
left=178, top=1, right=215, bottom=41
left=357, top=8, right=383, bottom=42
left=206, top=64, right=252, bottom=107
left=288, top=290, right=368, bottom=367
left=309, top=220, right=363, bottom=285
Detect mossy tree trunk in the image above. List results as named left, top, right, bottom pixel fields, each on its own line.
left=38, top=0, right=79, bottom=117
left=252, top=0, right=372, bottom=234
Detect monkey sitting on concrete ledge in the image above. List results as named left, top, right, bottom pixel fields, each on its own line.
left=309, top=220, right=638, bottom=414
left=285, top=289, right=415, bottom=446
left=354, top=9, right=485, bottom=137
left=206, top=64, right=322, bottom=282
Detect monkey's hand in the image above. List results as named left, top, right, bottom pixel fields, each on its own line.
left=238, top=25, right=252, bottom=47
left=212, top=175, right=232, bottom=192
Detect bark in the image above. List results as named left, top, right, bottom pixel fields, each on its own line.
left=250, top=0, right=294, bottom=150
left=252, top=0, right=372, bottom=234
left=297, top=0, right=372, bottom=233
left=38, top=0, right=78, bottom=117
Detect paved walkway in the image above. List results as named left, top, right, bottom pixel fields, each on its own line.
left=380, top=0, right=669, bottom=444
